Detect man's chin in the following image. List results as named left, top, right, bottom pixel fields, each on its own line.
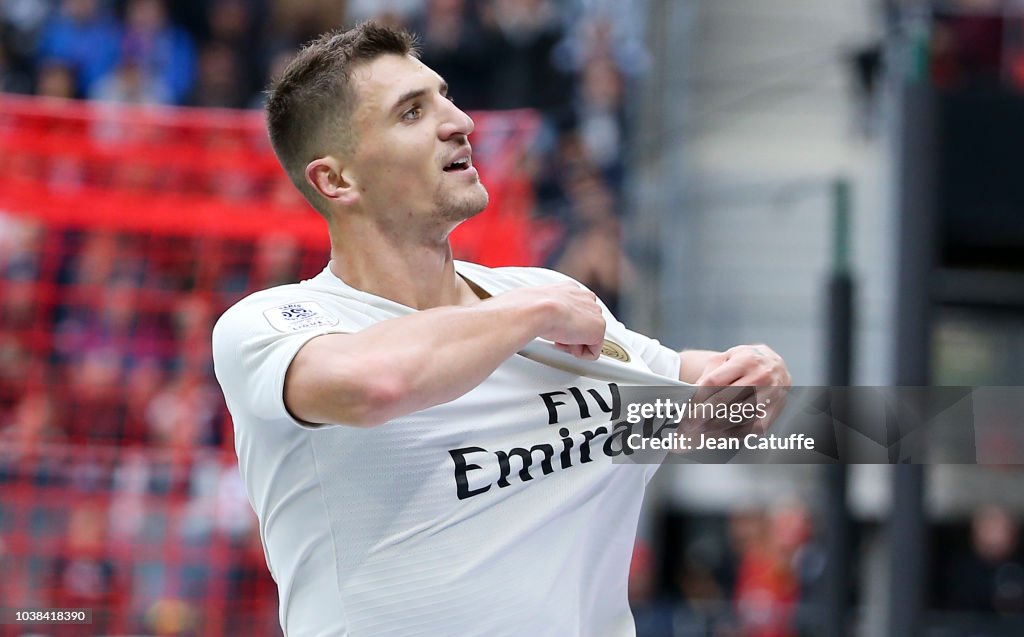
left=441, top=188, right=489, bottom=223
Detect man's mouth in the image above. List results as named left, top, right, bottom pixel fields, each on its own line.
left=443, top=157, right=471, bottom=172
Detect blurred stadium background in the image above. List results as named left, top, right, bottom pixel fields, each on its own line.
left=1, top=0, right=1023, bottom=635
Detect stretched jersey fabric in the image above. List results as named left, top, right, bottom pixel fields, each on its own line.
left=212, top=262, right=683, bottom=637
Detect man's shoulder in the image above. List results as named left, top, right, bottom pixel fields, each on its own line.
left=456, top=262, right=577, bottom=290
left=217, top=282, right=317, bottom=324
left=212, top=273, right=352, bottom=342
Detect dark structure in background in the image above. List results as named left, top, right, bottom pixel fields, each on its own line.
left=938, top=91, right=1024, bottom=276
left=889, top=1, right=1024, bottom=635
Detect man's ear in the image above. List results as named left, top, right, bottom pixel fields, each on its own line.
left=305, top=156, right=359, bottom=206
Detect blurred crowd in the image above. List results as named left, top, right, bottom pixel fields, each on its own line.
left=0, top=225, right=321, bottom=448
left=629, top=502, right=828, bottom=637
left=628, top=501, right=1024, bottom=637
left=0, top=224, right=315, bottom=633
left=1, top=0, right=641, bottom=306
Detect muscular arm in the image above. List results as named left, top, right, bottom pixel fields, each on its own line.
left=285, top=283, right=606, bottom=427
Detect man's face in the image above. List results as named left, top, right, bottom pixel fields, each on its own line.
left=345, top=54, right=489, bottom=233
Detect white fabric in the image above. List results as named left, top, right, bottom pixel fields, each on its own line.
left=212, top=262, right=683, bottom=637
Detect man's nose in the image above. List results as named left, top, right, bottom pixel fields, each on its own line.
left=438, top=98, right=475, bottom=140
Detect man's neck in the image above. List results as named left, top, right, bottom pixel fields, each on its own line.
left=327, top=224, right=479, bottom=310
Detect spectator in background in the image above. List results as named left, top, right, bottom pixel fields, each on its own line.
left=0, top=218, right=44, bottom=281
left=250, top=233, right=301, bottom=291
left=551, top=167, right=632, bottom=315
left=171, top=293, right=214, bottom=375
left=770, top=501, right=826, bottom=632
left=576, top=55, right=626, bottom=191
left=109, top=0, right=196, bottom=104
left=0, top=220, right=49, bottom=412
left=36, top=0, right=120, bottom=97
left=556, top=10, right=649, bottom=80
left=946, top=505, right=1024, bottom=614
left=0, top=279, right=39, bottom=335
left=48, top=500, right=124, bottom=632
left=628, top=539, right=678, bottom=636
left=410, top=0, right=495, bottom=111
left=246, top=44, right=294, bottom=109
left=929, top=0, right=1004, bottom=89
left=35, top=57, right=77, bottom=97
left=0, top=390, right=65, bottom=450
left=0, top=336, right=46, bottom=418
left=89, top=53, right=171, bottom=104
left=123, top=358, right=164, bottom=442
left=731, top=509, right=798, bottom=637
left=2, top=0, right=54, bottom=93
left=64, top=348, right=127, bottom=442
left=1, top=25, right=35, bottom=93
left=186, top=42, right=247, bottom=108
left=225, top=524, right=280, bottom=633
left=145, top=370, right=222, bottom=448
left=54, top=277, right=170, bottom=370
left=483, top=0, right=573, bottom=114
left=674, top=525, right=735, bottom=633
left=269, top=0, right=345, bottom=45
left=1007, top=15, right=1024, bottom=91
left=202, top=0, right=263, bottom=102
left=62, top=231, right=145, bottom=290
left=204, top=0, right=253, bottom=52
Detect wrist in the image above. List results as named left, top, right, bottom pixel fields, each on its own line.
left=526, top=296, right=560, bottom=339
left=678, top=349, right=719, bottom=383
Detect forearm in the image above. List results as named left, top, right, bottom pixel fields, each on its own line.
left=286, top=298, right=553, bottom=426
left=357, top=301, right=552, bottom=420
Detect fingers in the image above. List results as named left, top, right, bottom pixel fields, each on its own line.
left=696, top=344, right=790, bottom=388
left=554, top=341, right=603, bottom=361
left=689, top=344, right=791, bottom=436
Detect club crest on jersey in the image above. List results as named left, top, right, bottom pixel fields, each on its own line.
left=263, top=302, right=339, bottom=332
left=601, top=339, right=630, bottom=363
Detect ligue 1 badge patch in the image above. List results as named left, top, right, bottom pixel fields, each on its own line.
left=263, top=302, right=340, bottom=332
left=600, top=339, right=630, bottom=363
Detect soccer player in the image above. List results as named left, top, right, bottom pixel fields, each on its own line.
left=212, top=22, right=789, bottom=636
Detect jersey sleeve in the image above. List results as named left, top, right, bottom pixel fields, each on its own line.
left=212, top=297, right=350, bottom=429
left=596, top=304, right=681, bottom=380
left=611, top=320, right=681, bottom=380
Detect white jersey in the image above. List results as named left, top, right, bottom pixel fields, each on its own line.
left=212, top=262, right=683, bottom=637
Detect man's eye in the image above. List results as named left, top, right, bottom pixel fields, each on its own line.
left=402, top=106, right=422, bottom=121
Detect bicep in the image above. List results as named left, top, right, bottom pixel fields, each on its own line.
left=283, top=333, right=366, bottom=427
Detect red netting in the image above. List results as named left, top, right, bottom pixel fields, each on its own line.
left=0, top=94, right=549, bottom=635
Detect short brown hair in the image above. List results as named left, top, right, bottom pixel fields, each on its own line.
left=266, top=22, right=417, bottom=216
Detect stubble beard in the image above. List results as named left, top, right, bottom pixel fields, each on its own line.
left=435, top=179, right=489, bottom=224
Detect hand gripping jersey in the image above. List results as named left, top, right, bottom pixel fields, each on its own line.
left=212, top=262, right=684, bottom=637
